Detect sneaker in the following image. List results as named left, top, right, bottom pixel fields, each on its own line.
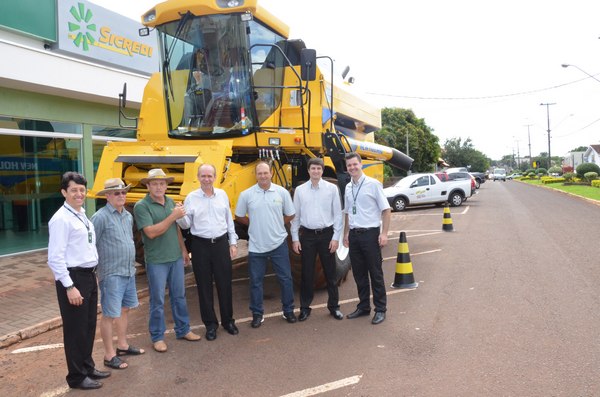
left=282, top=312, right=297, bottom=323
left=251, top=314, right=264, bottom=328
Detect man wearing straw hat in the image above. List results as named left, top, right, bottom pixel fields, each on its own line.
left=91, top=178, right=144, bottom=371
left=133, top=169, right=201, bottom=353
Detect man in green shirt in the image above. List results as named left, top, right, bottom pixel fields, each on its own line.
left=133, top=169, right=201, bottom=352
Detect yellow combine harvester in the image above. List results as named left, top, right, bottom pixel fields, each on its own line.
left=90, top=0, right=412, bottom=285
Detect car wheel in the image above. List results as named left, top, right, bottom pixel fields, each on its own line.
left=449, top=192, right=463, bottom=207
left=392, top=196, right=407, bottom=211
left=475, top=179, right=480, bottom=189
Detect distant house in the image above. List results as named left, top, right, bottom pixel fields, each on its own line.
left=563, top=151, right=585, bottom=169
left=583, top=145, right=600, bottom=167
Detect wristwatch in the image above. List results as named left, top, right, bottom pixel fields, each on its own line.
left=65, top=284, right=75, bottom=291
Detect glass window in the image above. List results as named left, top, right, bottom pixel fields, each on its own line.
left=0, top=116, right=82, bottom=135
left=0, top=133, right=82, bottom=255
left=92, top=126, right=136, bottom=139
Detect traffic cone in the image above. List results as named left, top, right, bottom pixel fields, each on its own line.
left=391, top=232, right=418, bottom=289
left=442, top=204, right=454, bottom=232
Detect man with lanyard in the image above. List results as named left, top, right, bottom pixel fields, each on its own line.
left=235, top=161, right=297, bottom=328
left=342, top=153, right=391, bottom=325
left=133, top=168, right=201, bottom=353
left=290, top=157, right=344, bottom=321
left=177, top=164, right=239, bottom=341
left=47, top=172, right=110, bottom=390
left=92, top=178, right=145, bottom=371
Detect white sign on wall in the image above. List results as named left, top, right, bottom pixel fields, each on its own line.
left=56, top=0, right=158, bottom=75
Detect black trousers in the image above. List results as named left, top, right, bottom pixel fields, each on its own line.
left=299, top=228, right=339, bottom=312
left=348, top=228, right=387, bottom=312
left=190, top=235, right=233, bottom=330
left=55, top=268, right=98, bottom=387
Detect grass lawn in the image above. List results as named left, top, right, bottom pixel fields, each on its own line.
left=520, top=179, right=600, bottom=201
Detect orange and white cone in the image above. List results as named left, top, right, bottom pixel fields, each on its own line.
left=442, top=204, right=454, bottom=232
left=391, top=231, right=418, bottom=289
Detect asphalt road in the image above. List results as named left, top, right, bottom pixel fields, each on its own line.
left=2, top=181, right=600, bottom=396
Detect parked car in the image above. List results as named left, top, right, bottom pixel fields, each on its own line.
left=506, top=173, right=522, bottom=180
left=383, top=173, right=473, bottom=211
left=469, top=172, right=487, bottom=188
left=447, top=171, right=478, bottom=194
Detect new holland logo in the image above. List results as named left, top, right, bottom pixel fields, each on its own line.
left=68, top=2, right=96, bottom=51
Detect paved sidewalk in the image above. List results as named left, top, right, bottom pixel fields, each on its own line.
left=0, top=245, right=249, bottom=349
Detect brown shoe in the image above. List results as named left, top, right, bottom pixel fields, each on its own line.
left=180, top=331, right=201, bottom=341
left=153, top=340, right=167, bottom=352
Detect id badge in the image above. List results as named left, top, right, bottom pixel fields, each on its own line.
left=88, top=232, right=93, bottom=244
left=352, top=205, right=356, bottom=215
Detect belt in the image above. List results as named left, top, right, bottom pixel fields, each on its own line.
left=192, top=233, right=228, bottom=244
left=300, top=225, right=333, bottom=235
left=68, top=266, right=96, bottom=273
left=349, top=227, right=379, bottom=234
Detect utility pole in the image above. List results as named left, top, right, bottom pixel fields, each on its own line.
left=524, top=124, right=533, bottom=168
left=540, top=103, right=556, bottom=169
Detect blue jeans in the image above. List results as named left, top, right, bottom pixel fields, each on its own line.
left=248, top=241, right=295, bottom=315
left=146, top=258, right=191, bottom=342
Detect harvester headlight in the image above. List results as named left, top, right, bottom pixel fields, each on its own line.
left=217, top=0, right=244, bottom=8
left=268, top=137, right=280, bottom=146
left=142, top=10, right=156, bottom=23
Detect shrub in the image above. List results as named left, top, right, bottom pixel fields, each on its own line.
left=548, top=166, right=562, bottom=175
left=536, top=167, right=548, bottom=175
left=592, top=180, right=600, bottom=188
left=562, top=165, right=574, bottom=173
left=541, top=177, right=565, bottom=184
left=584, top=172, right=598, bottom=182
left=563, top=172, right=575, bottom=182
left=576, top=163, right=600, bottom=179
left=525, top=168, right=536, bottom=175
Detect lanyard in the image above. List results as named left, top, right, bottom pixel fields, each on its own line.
left=351, top=178, right=365, bottom=215
left=64, top=205, right=93, bottom=243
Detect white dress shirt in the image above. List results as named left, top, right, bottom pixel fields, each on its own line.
left=47, top=202, right=99, bottom=287
left=343, top=174, right=390, bottom=229
left=290, top=179, right=343, bottom=242
left=177, top=187, right=238, bottom=245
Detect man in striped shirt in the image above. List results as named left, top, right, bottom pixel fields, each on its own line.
left=92, top=178, right=145, bottom=371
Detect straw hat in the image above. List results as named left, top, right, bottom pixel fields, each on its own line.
left=140, top=168, right=174, bottom=185
left=97, top=178, right=131, bottom=196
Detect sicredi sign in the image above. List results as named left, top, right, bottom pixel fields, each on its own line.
left=56, top=0, right=158, bottom=75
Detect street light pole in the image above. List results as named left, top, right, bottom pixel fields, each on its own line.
left=524, top=124, right=533, bottom=168
left=562, top=64, right=600, bottom=84
left=540, top=103, right=556, bottom=169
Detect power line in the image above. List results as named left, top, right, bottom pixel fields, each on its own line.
left=367, top=75, right=595, bottom=101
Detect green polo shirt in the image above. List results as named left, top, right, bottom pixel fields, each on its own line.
left=133, top=194, right=182, bottom=264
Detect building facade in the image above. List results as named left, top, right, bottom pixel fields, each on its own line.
left=0, top=0, right=156, bottom=255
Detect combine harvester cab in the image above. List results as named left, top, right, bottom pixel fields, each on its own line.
left=90, top=0, right=413, bottom=287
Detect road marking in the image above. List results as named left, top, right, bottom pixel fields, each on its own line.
left=383, top=248, right=441, bottom=262
left=11, top=343, right=63, bottom=354
left=40, top=386, right=70, bottom=397
left=279, top=375, right=363, bottom=397
left=392, top=205, right=470, bottom=216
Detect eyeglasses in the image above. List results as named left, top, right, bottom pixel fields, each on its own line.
left=109, top=191, right=127, bottom=196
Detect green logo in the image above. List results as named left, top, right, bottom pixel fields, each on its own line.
left=68, top=2, right=97, bottom=51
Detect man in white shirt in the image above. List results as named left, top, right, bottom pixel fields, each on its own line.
left=47, top=172, right=110, bottom=390
left=291, top=158, right=344, bottom=321
left=177, top=164, right=239, bottom=341
left=342, top=153, right=391, bottom=325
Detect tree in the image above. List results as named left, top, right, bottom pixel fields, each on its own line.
left=442, top=137, right=490, bottom=172
left=377, top=108, right=440, bottom=174
left=570, top=146, right=587, bottom=152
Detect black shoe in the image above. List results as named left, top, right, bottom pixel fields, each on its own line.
left=330, top=310, right=344, bottom=320
left=346, top=308, right=370, bottom=319
left=283, top=312, right=297, bottom=323
left=72, top=377, right=103, bottom=390
left=298, top=310, right=310, bottom=322
left=223, top=321, right=239, bottom=335
left=206, top=328, right=217, bottom=341
left=88, top=369, right=111, bottom=379
left=251, top=314, right=264, bottom=328
left=372, top=312, right=386, bottom=325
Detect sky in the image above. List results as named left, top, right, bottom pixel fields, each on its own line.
left=91, top=0, right=600, bottom=161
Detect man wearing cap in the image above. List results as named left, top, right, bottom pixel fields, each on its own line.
left=91, top=178, right=144, bottom=370
left=133, top=168, right=201, bottom=352
left=47, top=172, right=110, bottom=390
left=177, top=164, right=239, bottom=341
